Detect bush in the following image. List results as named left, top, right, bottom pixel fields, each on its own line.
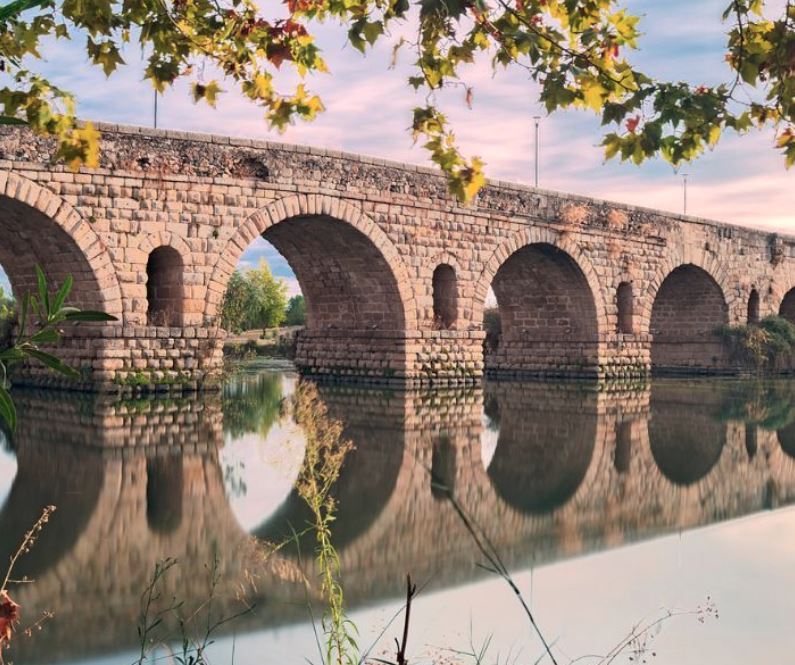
left=718, top=315, right=795, bottom=372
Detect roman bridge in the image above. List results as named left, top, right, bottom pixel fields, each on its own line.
left=4, top=379, right=795, bottom=662
left=2, top=123, right=795, bottom=389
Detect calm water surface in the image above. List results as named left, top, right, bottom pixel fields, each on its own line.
left=2, top=365, right=795, bottom=664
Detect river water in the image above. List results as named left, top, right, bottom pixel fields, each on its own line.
left=2, top=363, right=795, bottom=664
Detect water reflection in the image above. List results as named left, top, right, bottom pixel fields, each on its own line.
left=3, top=375, right=795, bottom=662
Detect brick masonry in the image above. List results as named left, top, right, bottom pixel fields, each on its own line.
left=1, top=123, right=794, bottom=389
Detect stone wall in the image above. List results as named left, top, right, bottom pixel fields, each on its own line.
left=1, top=124, right=794, bottom=388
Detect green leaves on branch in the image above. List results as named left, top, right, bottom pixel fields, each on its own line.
left=0, top=0, right=793, bottom=202
left=413, top=106, right=485, bottom=202
left=0, top=265, right=117, bottom=430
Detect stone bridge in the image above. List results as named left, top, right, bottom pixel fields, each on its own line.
left=3, top=124, right=795, bottom=389
left=4, top=379, right=795, bottom=662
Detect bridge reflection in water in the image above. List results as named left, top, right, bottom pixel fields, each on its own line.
left=3, top=373, right=795, bottom=662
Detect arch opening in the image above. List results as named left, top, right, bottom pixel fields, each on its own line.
left=0, top=195, right=110, bottom=315
left=220, top=213, right=409, bottom=379
left=146, top=246, right=184, bottom=326
left=650, top=264, right=729, bottom=374
left=432, top=264, right=458, bottom=330
left=616, top=282, right=634, bottom=334
left=485, top=243, right=599, bottom=377
left=748, top=289, right=760, bottom=324
left=779, top=288, right=795, bottom=324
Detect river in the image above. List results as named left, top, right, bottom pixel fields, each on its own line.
left=2, top=362, right=795, bottom=664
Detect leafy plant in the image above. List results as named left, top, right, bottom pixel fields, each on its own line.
left=0, top=1, right=792, bottom=202
left=292, top=381, right=358, bottom=665
left=0, top=265, right=117, bottom=430
left=718, top=315, right=795, bottom=373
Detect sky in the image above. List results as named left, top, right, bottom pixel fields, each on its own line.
left=0, top=0, right=792, bottom=295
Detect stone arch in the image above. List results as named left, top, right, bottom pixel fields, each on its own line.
left=648, top=263, right=730, bottom=373
left=778, top=287, right=795, bottom=324
left=432, top=264, right=458, bottom=330
left=483, top=381, right=599, bottom=515
left=640, top=256, right=733, bottom=333
left=767, top=264, right=795, bottom=323
left=474, top=228, right=605, bottom=376
left=616, top=281, right=634, bottom=334
left=474, top=227, right=608, bottom=327
left=0, top=172, right=122, bottom=320
left=747, top=288, right=760, bottom=324
left=146, top=246, right=185, bottom=326
left=205, top=194, right=416, bottom=330
left=133, top=232, right=198, bottom=326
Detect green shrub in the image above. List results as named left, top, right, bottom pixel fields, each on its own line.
left=718, top=315, right=795, bottom=372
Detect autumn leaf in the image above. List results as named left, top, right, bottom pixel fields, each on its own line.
left=0, top=590, right=20, bottom=647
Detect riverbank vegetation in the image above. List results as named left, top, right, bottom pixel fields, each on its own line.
left=719, top=316, right=795, bottom=373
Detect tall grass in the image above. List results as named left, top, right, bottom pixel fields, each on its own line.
left=292, top=381, right=358, bottom=665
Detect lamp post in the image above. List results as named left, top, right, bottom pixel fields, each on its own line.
left=533, top=115, right=541, bottom=187
left=681, top=173, right=690, bottom=215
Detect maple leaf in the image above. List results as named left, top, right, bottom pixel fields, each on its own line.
left=0, top=590, right=20, bottom=647
left=625, top=115, right=640, bottom=133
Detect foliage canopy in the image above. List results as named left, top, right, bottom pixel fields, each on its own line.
left=220, top=261, right=288, bottom=333
left=0, top=0, right=793, bottom=200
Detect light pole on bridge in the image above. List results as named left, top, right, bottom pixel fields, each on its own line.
left=533, top=115, right=542, bottom=188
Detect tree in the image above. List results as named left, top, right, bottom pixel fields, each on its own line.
left=0, top=1, right=792, bottom=201
left=220, top=261, right=288, bottom=333
left=0, top=286, right=14, bottom=348
left=284, top=294, right=306, bottom=327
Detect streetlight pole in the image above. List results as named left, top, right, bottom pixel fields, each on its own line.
left=154, top=89, right=158, bottom=129
left=533, top=115, right=541, bottom=187
left=682, top=173, right=689, bottom=215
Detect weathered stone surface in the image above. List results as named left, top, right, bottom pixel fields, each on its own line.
left=0, top=123, right=792, bottom=388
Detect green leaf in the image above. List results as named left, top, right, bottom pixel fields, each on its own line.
left=18, top=292, right=29, bottom=340
left=52, top=274, right=73, bottom=313
left=30, top=327, right=60, bottom=344
left=25, top=348, right=81, bottom=379
left=0, top=383, right=15, bottom=432
left=0, top=348, right=25, bottom=362
left=35, top=264, right=49, bottom=317
left=0, top=115, right=27, bottom=125
left=62, top=310, right=117, bottom=322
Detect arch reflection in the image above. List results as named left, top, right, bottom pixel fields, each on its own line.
left=484, top=382, right=597, bottom=514
left=252, top=384, right=405, bottom=551
left=649, top=383, right=726, bottom=486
